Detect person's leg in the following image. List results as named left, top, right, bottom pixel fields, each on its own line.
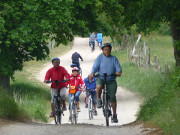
left=93, top=93, right=98, bottom=116
left=93, top=93, right=97, bottom=110
left=85, top=91, right=90, bottom=108
left=60, top=87, right=67, bottom=111
left=75, top=91, right=81, bottom=111
left=96, top=78, right=104, bottom=108
left=106, top=81, right=118, bottom=122
left=50, top=88, right=57, bottom=116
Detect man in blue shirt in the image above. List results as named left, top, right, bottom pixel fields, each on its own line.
left=89, top=43, right=122, bottom=123
left=84, top=75, right=98, bottom=116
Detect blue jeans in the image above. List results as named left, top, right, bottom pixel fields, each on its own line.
left=68, top=91, right=81, bottom=110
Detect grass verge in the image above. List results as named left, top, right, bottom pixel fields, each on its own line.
left=113, top=34, right=180, bottom=135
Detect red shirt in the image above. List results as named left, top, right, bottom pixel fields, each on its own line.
left=44, top=66, right=70, bottom=90
left=69, top=74, right=85, bottom=93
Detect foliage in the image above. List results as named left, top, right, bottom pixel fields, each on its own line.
left=0, top=0, right=105, bottom=78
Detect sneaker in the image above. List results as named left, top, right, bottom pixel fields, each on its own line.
left=77, top=107, right=81, bottom=112
left=94, top=110, right=98, bottom=116
left=112, top=114, right=118, bottom=123
left=85, top=104, right=88, bottom=108
left=49, top=112, right=54, bottom=117
left=97, top=99, right=102, bottom=108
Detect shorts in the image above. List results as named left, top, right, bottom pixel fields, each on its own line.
left=51, top=87, right=67, bottom=103
left=86, top=91, right=97, bottom=105
left=96, top=78, right=117, bottom=102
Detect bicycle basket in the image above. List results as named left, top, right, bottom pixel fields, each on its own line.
left=70, top=86, right=76, bottom=94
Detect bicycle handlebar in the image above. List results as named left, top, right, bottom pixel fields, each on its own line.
left=94, top=73, right=117, bottom=78
left=46, top=80, right=69, bottom=84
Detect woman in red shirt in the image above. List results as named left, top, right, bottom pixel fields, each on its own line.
left=68, top=67, right=85, bottom=121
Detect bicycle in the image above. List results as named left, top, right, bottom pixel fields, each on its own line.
left=95, top=73, right=116, bottom=126
left=69, top=86, right=82, bottom=124
left=89, top=41, right=95, bottom=52
left=87, top=89, right=96, bottom=120
left=46, top=79, right=68, bottom=124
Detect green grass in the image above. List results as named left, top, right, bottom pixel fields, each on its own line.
left=10, top=80, right=51, bottom=122
left=112, top=34, right=180, bottom=135
left=0, top=87, right=27, bottom=120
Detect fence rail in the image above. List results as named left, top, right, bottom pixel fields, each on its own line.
left=128, top=34, right=170, bottom=73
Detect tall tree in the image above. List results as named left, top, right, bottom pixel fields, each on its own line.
left=97, top=0, right=180, bottom=66
left=0, top=0, right=101, bottom=90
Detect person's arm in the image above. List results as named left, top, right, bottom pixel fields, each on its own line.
left=79, top=54, right=83, bottom=61
left=62, top=67, right=70, bottom=80
left=89, top=56, right=101, bottom=79
left=80, top=77, right=85, bottom=91
left=44, top=69, right=51, bottom=83
left=114, top=57, right=122, bottom=77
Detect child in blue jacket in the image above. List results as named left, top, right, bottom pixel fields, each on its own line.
left=83, top=75, right=98, bottom=116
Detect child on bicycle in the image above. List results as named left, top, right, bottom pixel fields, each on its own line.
left=68, top=67, right=85, bottom=121
left=83, top=74, right=98, bottom=116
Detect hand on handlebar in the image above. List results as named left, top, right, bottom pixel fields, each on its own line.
left=44, top=80, right=49, bottom=83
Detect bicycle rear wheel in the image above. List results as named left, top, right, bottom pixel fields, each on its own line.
left=88, top=98, right=93, bottom=120
left=53, top=100, right=62, bottom=124
left=104, top=94, right=109, bottom=126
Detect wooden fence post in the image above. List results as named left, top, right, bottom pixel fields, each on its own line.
left=147, top=48, right=151, bottom=67
left=140, top=45, right=143, bottom=66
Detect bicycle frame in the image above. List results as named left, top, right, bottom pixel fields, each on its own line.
left=69, top=86, right=82, bottom=124
left=86, top=89, right=95, bottom=120
left=46, top=79, right=68, bottom=124
left=94, top=73, right=116, bottom=126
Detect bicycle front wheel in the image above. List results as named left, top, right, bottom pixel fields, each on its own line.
left=88, top=98, right=93, bottom=120
left=70, top=101, right=74, bottom=124
left=53, top=100, right=62, bottom=124
left=104, top=95, right=109, bottom=126
left=74, top=102, right=78, bottom=124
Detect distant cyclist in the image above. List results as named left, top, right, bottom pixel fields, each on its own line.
left=89, top=33, right=96, bottom=50
left=84, top=74, right=98, bottom=116
left=44, top=57, right=70, bottom=117
left=96, top=33, right=103, bottom=48
left=89, top=43, right=122, bottom=123
left=72, top=51, right=83, bottom=70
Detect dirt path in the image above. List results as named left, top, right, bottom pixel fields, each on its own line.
left=0, top=37, right=151, bottom=135
left=37, top=37, right=140, bottom=126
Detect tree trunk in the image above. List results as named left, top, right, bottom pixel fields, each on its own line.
left=170, top=20, right=180, bottom=66
left=0, top=75, right=10, bottom=93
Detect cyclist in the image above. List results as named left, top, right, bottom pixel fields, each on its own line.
left=89, top=33, right=96, bottom=50
left=72, top=51, right=83, bottom=70
left=83, top=74, right=98, bottom=116
left=96, top=33, right=103, bottom=48
left=68, top=67, right=85, bottom=121
left=89, top=43, right=122, bottom=123
left=44, top=57, right=70, bottom=117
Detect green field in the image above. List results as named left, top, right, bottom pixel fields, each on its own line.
left=112, top=34, right=180, bottom=135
